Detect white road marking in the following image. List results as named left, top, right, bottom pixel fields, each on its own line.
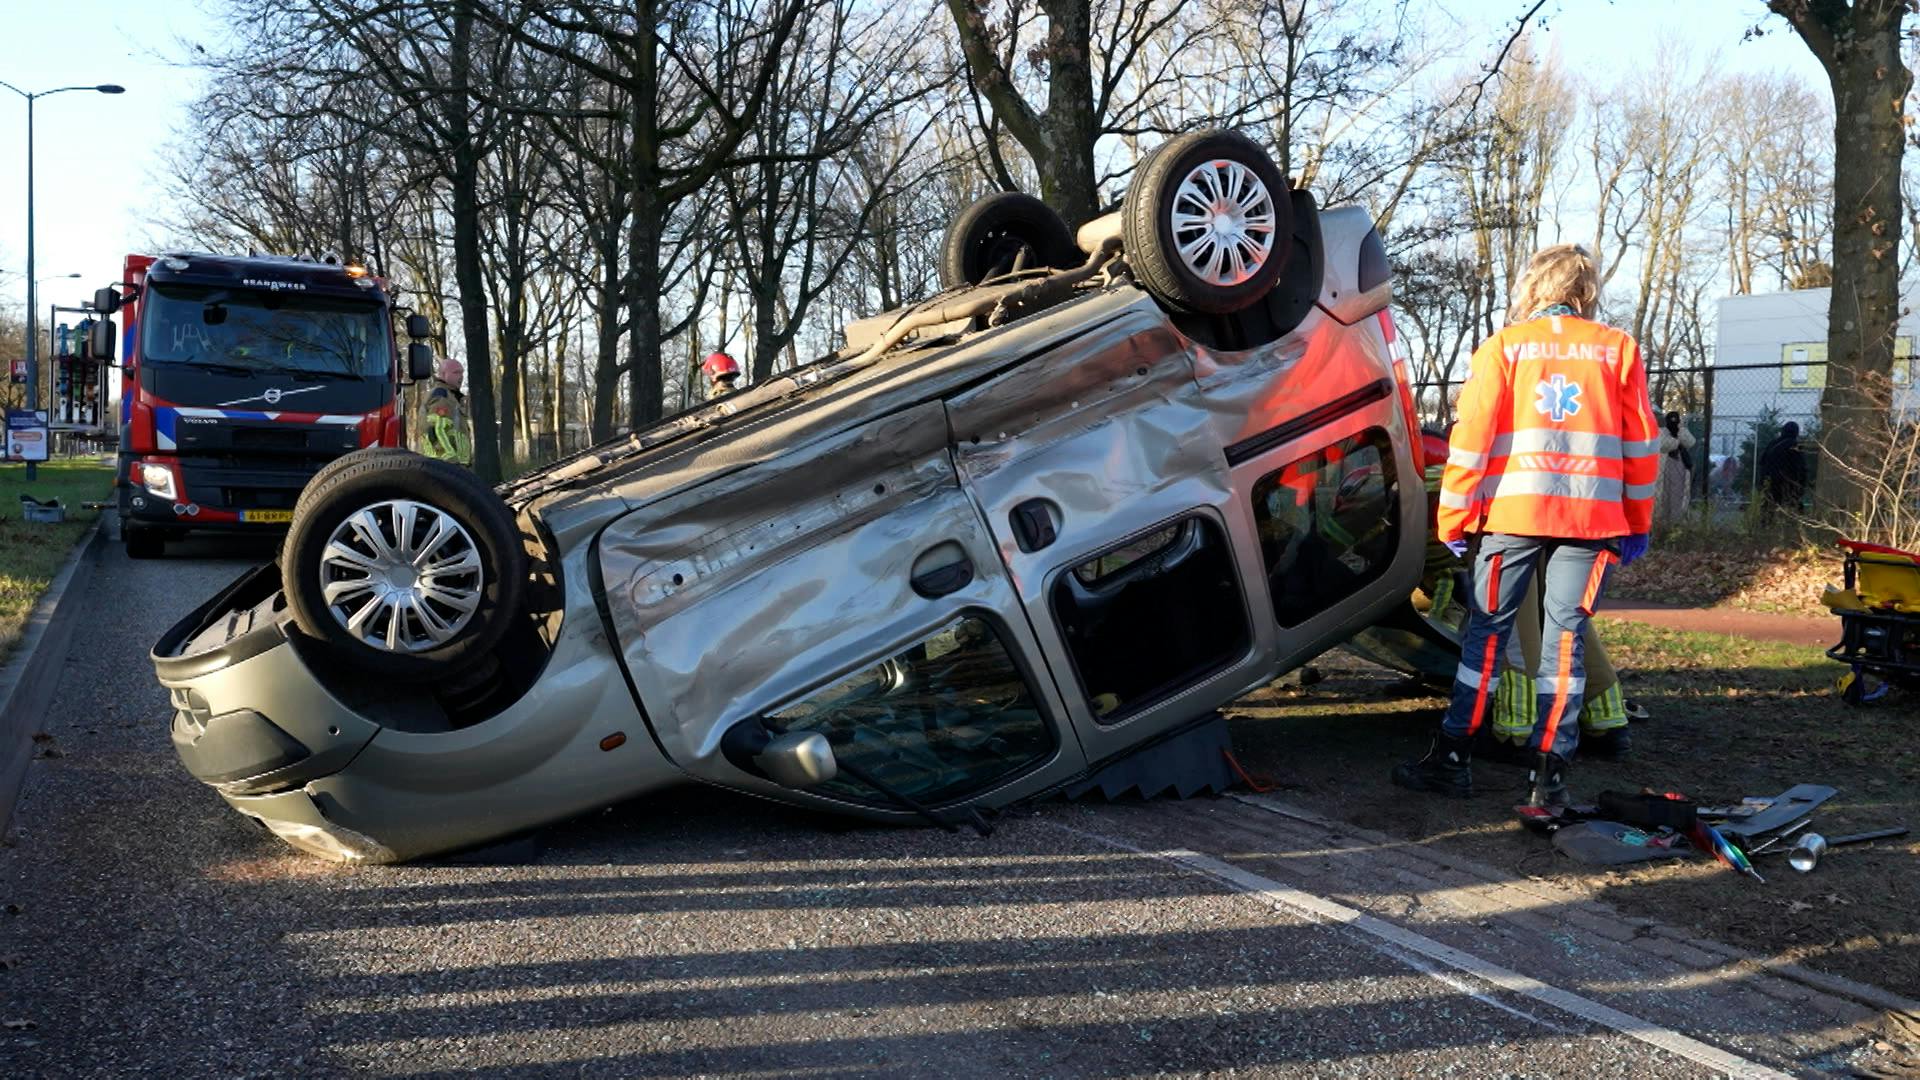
left=1053, top=824, right=1792, bottom=1080
left=1369, top=938, right=1575, bottom=1035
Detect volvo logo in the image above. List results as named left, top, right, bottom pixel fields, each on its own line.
left=217, top=384, right=324, bottom=408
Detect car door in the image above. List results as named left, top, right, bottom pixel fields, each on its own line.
left=946, top=300, right=1282, bottom=769
left=950, top=293, right=1425, bottom=771
left=1195, top=283, right=1429, bottom=682
left=595, top=400, right=1086, bottom=815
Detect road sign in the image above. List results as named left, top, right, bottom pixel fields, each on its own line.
left=6, top=408, right=50, bottom=462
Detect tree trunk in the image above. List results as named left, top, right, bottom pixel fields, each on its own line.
left=626, top=191, right=666, bottom=429
left=1818, top=40, right=1908, bottom=519
left=1037, top=0, right=1098, bottom=227
left=1771, top=1, right=1911, bottom=520
left=750, top=280, right=780, bottom=382
left=447, top=1, right=500, bottom=482
left=590, top=237, right=622, bottom=442
left=944, top=0, right=1099, bottom=228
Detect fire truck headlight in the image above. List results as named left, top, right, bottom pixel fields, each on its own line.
left=140, top=463, right=177, bottom=501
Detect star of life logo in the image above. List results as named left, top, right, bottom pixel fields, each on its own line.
left=1535, top=375, right=1582, bottom=422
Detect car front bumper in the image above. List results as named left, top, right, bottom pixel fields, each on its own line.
left=152, top=564, right=679, bottom=862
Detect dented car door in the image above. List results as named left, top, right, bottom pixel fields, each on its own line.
left=595, top=400, right=1087, bottom=812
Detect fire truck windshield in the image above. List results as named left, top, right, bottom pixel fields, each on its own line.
left=141, top=283, right=390, bottom=379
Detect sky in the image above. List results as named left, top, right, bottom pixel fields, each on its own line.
left=0, top=0, right=1834, bottom=330
left=0, top=0, right=215, bottom=321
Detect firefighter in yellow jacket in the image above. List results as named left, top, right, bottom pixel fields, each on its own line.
left=1392, top=244, right=1660, bottom=807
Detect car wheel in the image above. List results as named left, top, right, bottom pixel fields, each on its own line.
left=124, top=522, right=165, bottom=559
left=940, top=192, right=1081, bottom=288
left=281, top=449, right=525, bottom=678
left=1123, top=129, right=1292, bottom=314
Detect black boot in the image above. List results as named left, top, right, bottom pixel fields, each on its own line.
left=1579, top=726, right=1632, bottom=761
left=1526, top=751, right=1570, bottom=811
left=1392, top=731, right=1475, bottom=798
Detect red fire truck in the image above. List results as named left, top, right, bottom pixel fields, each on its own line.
left=95, top=252, right=433, bottom=557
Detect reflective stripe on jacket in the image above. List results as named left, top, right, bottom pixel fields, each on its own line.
left=1436, top=314, right=1659, bottom=541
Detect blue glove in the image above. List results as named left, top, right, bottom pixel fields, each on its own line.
left=1443, top=539, right=1469, bottom=559
left=1619, top=533, right=1649, bottom=566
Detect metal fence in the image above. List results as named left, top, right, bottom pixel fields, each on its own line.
left=1410, top=358, right=1850, bottom=520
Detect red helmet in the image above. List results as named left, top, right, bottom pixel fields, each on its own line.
left=701, top=352, right=740, bottom=380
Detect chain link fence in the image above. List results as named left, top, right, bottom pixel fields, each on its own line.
left=1410, top=357, right=1850, bottom=524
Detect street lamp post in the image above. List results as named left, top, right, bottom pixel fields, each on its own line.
left=0, top=81, right=123, bottom=480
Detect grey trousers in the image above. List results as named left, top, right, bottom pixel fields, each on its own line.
left=1442, top=533, right=1617, bottom=758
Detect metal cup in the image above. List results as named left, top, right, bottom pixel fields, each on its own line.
left=1787, top=832, right=1828, bottom=873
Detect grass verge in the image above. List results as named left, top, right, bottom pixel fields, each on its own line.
left=1226, top=622, right=1918, bottom=1000
left=0, top=460, right=114, bottom=662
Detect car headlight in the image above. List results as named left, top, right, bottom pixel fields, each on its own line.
left=140, top=463, right=177, bottom=501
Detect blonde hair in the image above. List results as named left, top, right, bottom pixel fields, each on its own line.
left=1507, top=244, right=1599, bottom=324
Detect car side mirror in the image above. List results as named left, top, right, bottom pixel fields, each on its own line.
left=720, top=720, right=837, bottom=789
left=92, top=286, right=121, bottom=315
left=757, top=731, right=837, bottom=788
left=405, top=313, right=432, bottom=340
left=89, top=319, right=117, bottom=362
left=407, top=342, right=434, bottom=382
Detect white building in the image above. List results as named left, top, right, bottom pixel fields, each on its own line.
left=1711, top=287, right=1918, bottom=457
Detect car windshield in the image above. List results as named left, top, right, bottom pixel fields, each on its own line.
left=141, top=283, right=390, bottom=378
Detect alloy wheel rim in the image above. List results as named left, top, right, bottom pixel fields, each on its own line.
left=1169, top=158, right=1276, bottom=287
left=318, top=499, right=483, bottom=652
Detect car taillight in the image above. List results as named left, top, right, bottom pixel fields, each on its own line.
left=1376, top=310, right=1423, bottom=460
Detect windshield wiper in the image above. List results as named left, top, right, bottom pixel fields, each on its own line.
left=177, top=359, right=259, bottom=377
left=833, top=758, right=996, bottom=837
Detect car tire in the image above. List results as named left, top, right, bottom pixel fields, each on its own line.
left=281, top=449, right=525, bottom=678
left=940, top=192, right=1081, bottom=288
left=124, top=522, right=165, bottom=559
left=1123, top=129, right=1292, bottom=314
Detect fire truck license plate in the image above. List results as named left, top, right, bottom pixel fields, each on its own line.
left=242, top=510, right=294, bottom=523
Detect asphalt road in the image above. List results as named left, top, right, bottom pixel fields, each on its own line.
left=0, top=531, right=1896, bottom=1077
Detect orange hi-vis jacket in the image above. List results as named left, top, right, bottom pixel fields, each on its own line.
left=1436, top=313, right=1660, bottom=542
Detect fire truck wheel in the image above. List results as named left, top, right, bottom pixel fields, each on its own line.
left=281, top=449, right=525, bottom=678
left=940, top=192, right=1081, bottom=288
left=1122, top=129, right=1292, bottom=314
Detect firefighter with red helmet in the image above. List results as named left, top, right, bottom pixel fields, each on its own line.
left=702, top=352, right=741, bottom=398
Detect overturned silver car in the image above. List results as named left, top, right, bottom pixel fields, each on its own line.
left=153, top=130, right=1433, bottom=862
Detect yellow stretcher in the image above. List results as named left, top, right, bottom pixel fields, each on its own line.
left=1824, top=539, right=1920, bottom=704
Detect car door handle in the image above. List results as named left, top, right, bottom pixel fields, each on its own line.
left=911, top=558, right=974, bottom=599
left=1011, top=499, right=1057, bottom=552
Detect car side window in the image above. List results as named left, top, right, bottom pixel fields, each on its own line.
left=1253, top=428, right=1399, bottom=627
left=765, top=615, right=1053, bottom=806
left=1051, top=515, right=1252, bottom=724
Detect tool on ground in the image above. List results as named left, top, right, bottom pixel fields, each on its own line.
left=1551, top=820, right=1690, bottom=865
left=1687, top=821, right=1765, bottom=882
left=1514, top=802, right=1600, bottom=835
left=1783, top=826, right=1909, bottom=873
left=1700, top=785, right=1837, bottom=839
left=1597, top=789, right=1696, bottom=832
left=1741, top=817, right=1812, bottom=857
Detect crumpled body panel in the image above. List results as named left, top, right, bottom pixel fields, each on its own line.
left=597, top=287, right=1425, bottom=816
